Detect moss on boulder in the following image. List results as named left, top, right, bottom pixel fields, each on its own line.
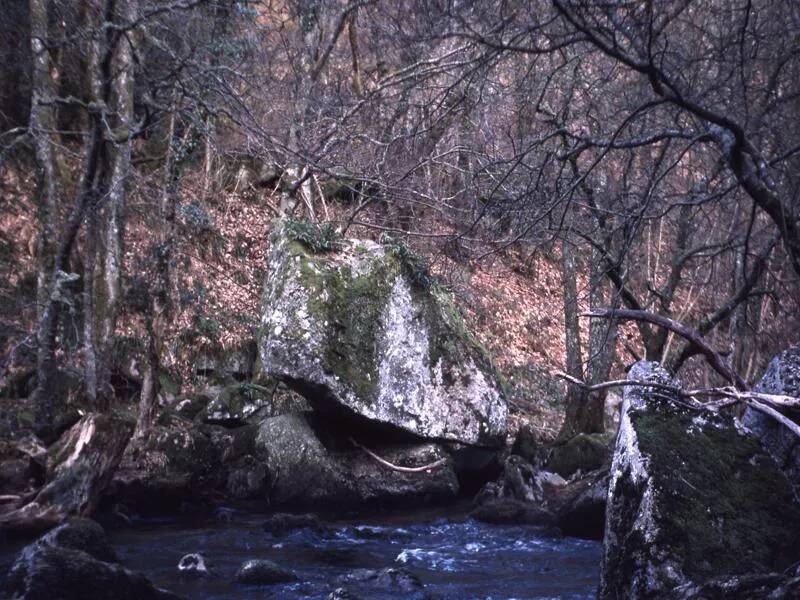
left=546, top=432, right=613, bottom=478
left=600, top=361, right=800, bottom=599
left=259, top=220, right=507, bottom=446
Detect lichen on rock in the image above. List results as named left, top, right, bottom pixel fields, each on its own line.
left=259, top=220, right=507, bottom=446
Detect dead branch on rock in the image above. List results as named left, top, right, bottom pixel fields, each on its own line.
left=556, top=371, right=800, bottom=439
left=349, top=438, right=449, bottom=473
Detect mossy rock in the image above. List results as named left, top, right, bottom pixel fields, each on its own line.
left=546, top=432, right=613, bottom=478
left=259, top=219, right=507, bottom=446
left=600, top=361, right=800, bottom=599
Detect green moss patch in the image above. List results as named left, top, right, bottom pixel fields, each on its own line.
left=631, top=402, right=800, bottom=578
left=293, top=244, right=399, bottom=402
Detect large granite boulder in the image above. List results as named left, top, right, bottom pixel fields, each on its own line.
left=742, top=344, right=800, bottom=490
left=259, top=220, right=507, bottom=446
left=599, top=361, right=800, bottom=599
left=254, top=413, right=459, bottom=509
left=4, top=519, right=182, bottom=599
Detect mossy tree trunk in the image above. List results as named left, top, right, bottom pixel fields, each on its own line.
left=29, top=0, right=59, bottom=325
left=98, top=0, right=138, bottom=404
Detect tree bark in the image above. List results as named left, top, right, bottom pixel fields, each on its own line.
left=558, top=235, right=595, bottom=439
left=29, top=0, right=59, bottom=322
left=98, top=0, right=137, bottom=402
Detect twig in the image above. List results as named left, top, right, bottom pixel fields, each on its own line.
left=349, top=437, right=448, bottom=473
left=556, top=371, right=682, bottom=396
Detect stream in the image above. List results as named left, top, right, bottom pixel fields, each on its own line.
left=100, top=508, right=599, bottom=599
left=1, top=507, right=601, bottom=599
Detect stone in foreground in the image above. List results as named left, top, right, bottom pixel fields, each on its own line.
left=599, top=361, right=800, bottom=599
left=5, top=520, right=182, bottom=600
left=234, top=559, right=297, bottom=584
left=259, top=220, right=506, bottom=446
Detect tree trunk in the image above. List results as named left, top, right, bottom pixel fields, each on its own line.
left=134, top=101, right=181, bottom=439
left=29, top=0, right=59, bottom=322
left=558, top=235, right=595, bottom=439
left=98, top=0, right=137, bottom=402
left=134, top=316, right=159, bottom=439
left=33, top=113, right=105, bottom=435
left=83, top=209, right=99, bottom=407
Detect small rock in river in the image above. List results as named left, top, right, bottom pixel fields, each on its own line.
left=335, top=567, right=424, bottom=594
left=177, top=552, right=210, bottom=576
left=263, top=512, right=330, bottom=537
left=234, top=559, right=298, bottom=584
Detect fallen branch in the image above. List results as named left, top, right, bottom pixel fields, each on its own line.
left=349, top=438, right=448, bottom=473
left=583, top=308, right=748, bottom=390
left=556, top=371, right=800, bottom=439
left=556, top=371, right=683, bottom=397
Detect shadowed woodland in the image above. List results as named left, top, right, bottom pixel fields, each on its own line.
left=1, top=1, right=800, bottom=599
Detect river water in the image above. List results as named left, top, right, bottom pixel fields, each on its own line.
left=100, top=508, right=601, bottom=599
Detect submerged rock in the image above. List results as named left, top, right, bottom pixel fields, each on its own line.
left=234, top=559, right=297, bottom=584
left=470, top=498, right=557, bottom=527
left=262, top=512, right=330, bottom=537
left=259, top=220, right=506, bottom=446
left=255, top=413, right=458, bottom=509
left=334, top=567, right=428, bottom=599
left=599, top=361, right=800, bottom=599
left=4, top=520, right=182, bottom=600
left=742, top=344, right=800, bottom=490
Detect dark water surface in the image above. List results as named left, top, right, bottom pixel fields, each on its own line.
left=101, top=508, right=601, bottom=599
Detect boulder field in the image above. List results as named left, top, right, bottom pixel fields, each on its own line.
left=100, top=222, right=509, bottom=516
